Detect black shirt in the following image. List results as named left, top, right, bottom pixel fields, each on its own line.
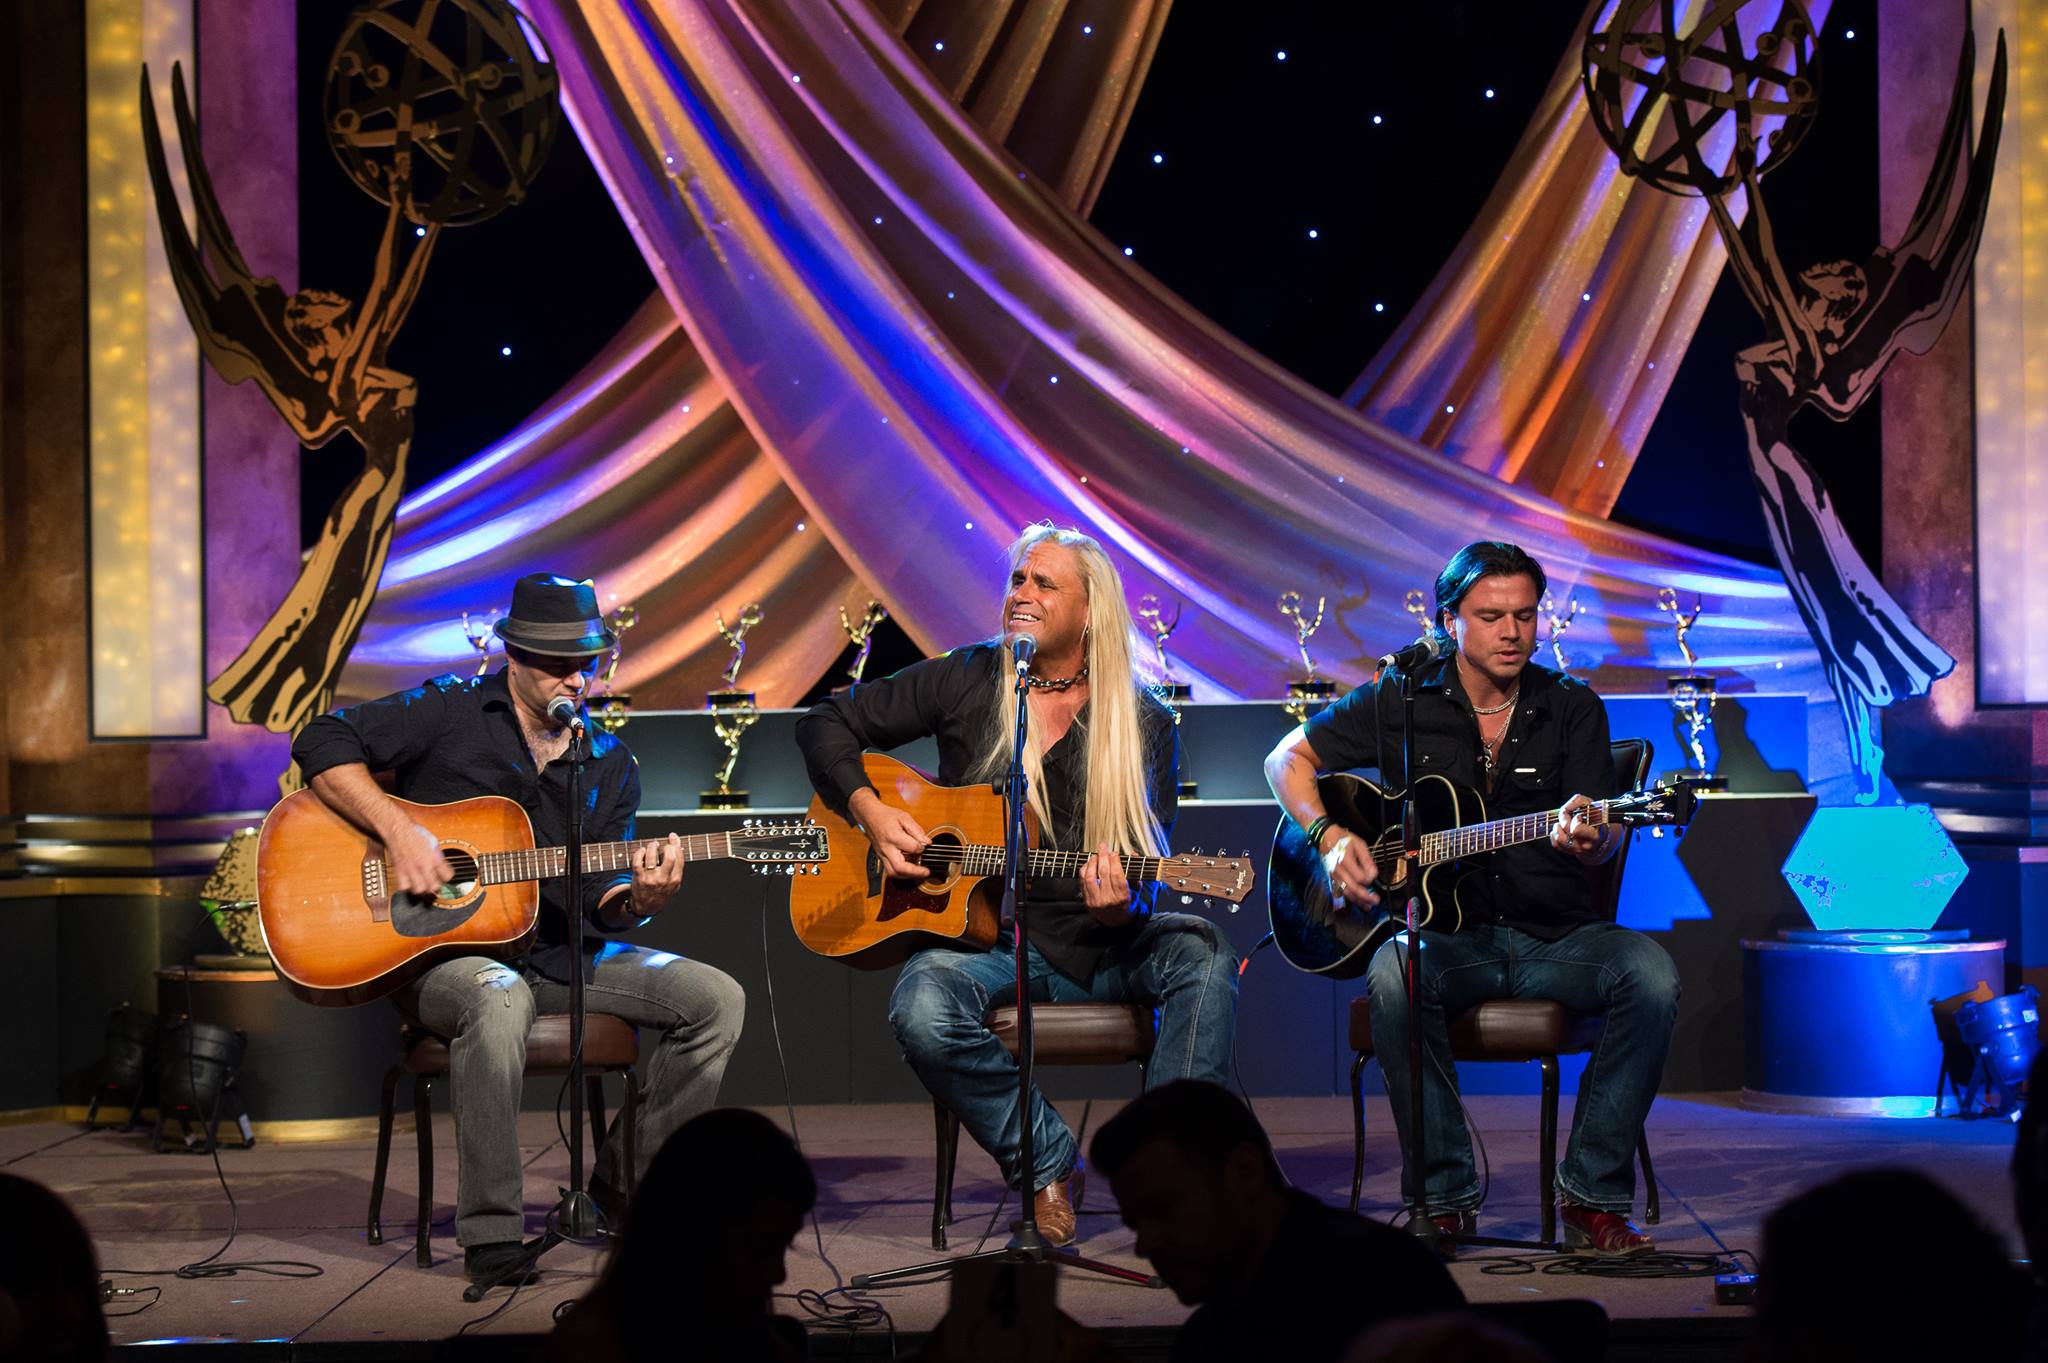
left=794, top=643, right=1179, bottom=983
left=1301, top=657, right=1615, bottom=939
left=1171, top=1189, right=1464, bottom=1363
left=292, top=668, right=639, bottom=981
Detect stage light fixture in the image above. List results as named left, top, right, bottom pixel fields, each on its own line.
left=1955, top=987, right=2040, bottom=1121
left=85, top=1004, right=158, bottom=1130
left=153, top=1018, right=253, bottom=1152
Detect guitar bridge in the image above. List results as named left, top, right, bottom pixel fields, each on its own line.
left=865, top=847, right=882, bottom=898
left=364, top=848, right=391, bottom=921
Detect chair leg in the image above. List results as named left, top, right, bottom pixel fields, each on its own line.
left=586, top=1075, right=609, bottom=1165
left=1350, top=1050, right=1369, bottom=1215
left=932, top=1100, right=959, bottom=1251
left=1538, top=1055, right=1560, bottom=1246
left=1637, top=1127, right=1660, bottom=1225
left=621, top=1068, right=639, bottom=1201
left=368, top=1064, right=402, bottom=1246
left=414, top=1075, right=435, bottom=1266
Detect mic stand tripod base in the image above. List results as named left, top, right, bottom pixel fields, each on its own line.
left=459, top=1188, right=609, bottom=1301
left=848, top=1233, right=1161, bottom=1291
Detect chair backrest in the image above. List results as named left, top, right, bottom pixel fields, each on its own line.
left=1592, top=738, right=1653, bottom=922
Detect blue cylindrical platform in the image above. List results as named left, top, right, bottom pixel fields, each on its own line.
left=1742, top=931, right=2007, bottom=1117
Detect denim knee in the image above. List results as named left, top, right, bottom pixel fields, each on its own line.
left=459, top=967, right=535, bottom=1054
left=1613, top=935, right=1681, bottom=1014
left=888, top=968, right=984, bottom=1068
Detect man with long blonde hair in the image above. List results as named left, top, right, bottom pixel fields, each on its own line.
left=797, top=525, right=1240, bottom=1247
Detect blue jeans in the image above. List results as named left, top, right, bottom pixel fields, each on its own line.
left=1366, top=921, right=1679, bottom=1215
left=889, top=912, right=1239, bottom=1193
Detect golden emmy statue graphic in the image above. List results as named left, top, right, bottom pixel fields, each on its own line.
left=1585, top=3, right=2004, bottom=802
left=592, top=605, right=637, bottom=734
left=1278, top=591, right=1336, bottom=723
left=460, top=611, right=497, bottom=678
left=1138, top=595, right=1198, bottom=797
left=1659, top=587, right=1726, bottom=791
left=708, top=603, right=763, bottom=708
left=839, top=600, right=888, bottom=684
left=1541, top=592, right=1580, bottom=675
left=140, top=0, right=559, bottom=789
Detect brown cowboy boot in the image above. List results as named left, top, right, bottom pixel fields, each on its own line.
left=1029, top=1162, right=1085, bottom=1248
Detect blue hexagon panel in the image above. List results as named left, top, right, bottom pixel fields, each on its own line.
left=1780, top=805, right=1969, bottom=932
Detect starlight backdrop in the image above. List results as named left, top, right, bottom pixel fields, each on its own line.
left=337, top=0, right=1841, bottom=786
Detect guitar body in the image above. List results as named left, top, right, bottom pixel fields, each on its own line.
left=1267, top=772, right=1481, bottom=978
left=791, top=754, right=1019, bottom=971
left=257, top=789, right=541, bottom=1007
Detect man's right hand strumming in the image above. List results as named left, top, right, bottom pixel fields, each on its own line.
left=388, top=823, right=456, bottom=898
left=308, top=764, right=454, bottom=897
left=1317, top=824, right=1380, bottom=910
left=846, top=787, right=930, bottom=880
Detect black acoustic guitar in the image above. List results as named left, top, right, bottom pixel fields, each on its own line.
left=1267, top=772, right=1694, bottom=977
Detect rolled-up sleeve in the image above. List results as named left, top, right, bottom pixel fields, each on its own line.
left=292, top=682, right=452, bottom=783
left=796, top=653, right=966, bottom=811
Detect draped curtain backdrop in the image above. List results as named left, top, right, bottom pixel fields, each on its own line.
left=342, top=0, right=1835, bottom=784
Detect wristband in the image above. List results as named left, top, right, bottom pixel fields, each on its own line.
left=1303, top=814, right=1332, bottom=851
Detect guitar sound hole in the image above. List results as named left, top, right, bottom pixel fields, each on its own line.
left=920, top=831, right=963, bottom=888
left=436, top=850, right=480, bottom=902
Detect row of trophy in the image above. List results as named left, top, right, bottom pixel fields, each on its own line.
left=449, top=578, right=1729, bottom=805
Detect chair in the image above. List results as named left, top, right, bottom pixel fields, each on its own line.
left=930, top=1002, right=1156, bottom=1249
left=1347, top=738, right=1662, bottom=1245
left=367, top=1012, right=643, bottom=1264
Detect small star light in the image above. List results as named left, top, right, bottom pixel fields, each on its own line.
left=1581, top=292, right=1592, bottom=302
left=1596, top=459, right=1606, bottom=469
left=792, top=74, right=802, bottom=83
left=946, top=291, right=956, bottom=299
left=1123, top=246, right=1134, bottom=256
left=1844, top=28, right=1856, bottom=38
left=1276, top=49, right=1288, bottom=61
left=682, top=404, right=692, bottom=413
left=1308, top=228, right=1319, bottom=239
left=796, top=521, right=806, bottom=532
left=1082, top=23, right=1093, bottom=34
left=933, top=40, right=944, bottom=51
left=1049, top=374, right=1059, bottom=384
left=1484, top=87, right=1496, bottom=98
left=664, top=155, right=674, bottom=165
left=414, top=225, right=426, bottom=237
left=1152, top=152, right=1165, bottom=164
left=965, top=521, right=975, bottom=530
left=873, top=216, right=883, bottom=225
left=1371, top=114, right=1383, bottom=125
left=1373, top=302, right=1386, bottom=312
left=1647, top=361, right=1657, bottom=370
left=500, top=345, right=512, bottom=357
left=1444, top=403, right=1456, bottom=414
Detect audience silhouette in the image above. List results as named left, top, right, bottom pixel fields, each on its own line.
left=0, top=1173, right=109, bottom=1363
left=1092, top=1079, right=1461, bottom=1362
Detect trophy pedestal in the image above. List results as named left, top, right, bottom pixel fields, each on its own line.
left=1285, top=679, right=1337, bottom=701
left=699, top=788, right=751, bottom=811
left=1155, top=682, right=1193, bottom=703
left=706, top=689, right=756, bottom=710
left=1177, top=780, right=1199, bottom=800
left=1675, top=771, right=1731, bottom=793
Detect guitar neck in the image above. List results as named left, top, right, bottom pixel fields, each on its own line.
left=477, top=834, right=737, bottom=887
left=1419, top=802, right=1613, bottom=865
left=920, top=845, right=1172, bottom=884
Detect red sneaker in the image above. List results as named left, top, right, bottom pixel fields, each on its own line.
left=1560, top=1203, right=1654, bottom=1256
left=1408, top=1208, right=1475, bottom=1259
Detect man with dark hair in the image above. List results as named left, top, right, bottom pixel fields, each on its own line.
left=293, top=574, right=747, bottom=1288
left=1093, top=1080, right=1460, bottom=1362
left=1264, top=541, right=1678, bottom=1256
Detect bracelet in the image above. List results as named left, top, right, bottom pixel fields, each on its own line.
left=1303, top=815, right=1332, bottom=851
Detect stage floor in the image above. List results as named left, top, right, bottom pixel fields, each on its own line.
left=6, top=1091, right=2023, bottom=1354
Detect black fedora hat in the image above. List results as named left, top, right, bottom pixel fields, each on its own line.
left=494, top=575, right=617, bottom=657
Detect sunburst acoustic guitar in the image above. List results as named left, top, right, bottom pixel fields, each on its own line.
left=791, top=753, right=1256, bottom=970
left=256, top=788, right=828, bottom=1006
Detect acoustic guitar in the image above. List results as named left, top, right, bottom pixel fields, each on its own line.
left=791, top=753, right=1255, bottom=970
left=256, top=788, right=828, bottom=1006
left=1267, top=772, right=1693, bottom=978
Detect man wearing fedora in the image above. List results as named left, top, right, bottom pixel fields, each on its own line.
left=294, top=573, right=746, bottom=1287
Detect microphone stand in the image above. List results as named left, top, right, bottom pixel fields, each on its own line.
left=852, top=646, right=1158, bottom=1290
left=466, top=707, right=600, bottom=1299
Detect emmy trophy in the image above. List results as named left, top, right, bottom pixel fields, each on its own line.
left=1138, top=595, right=1198, bottom=798
left=1279, top=592, right=1336, bottom=723
left=1660, top=588, right=1727, bottom=791
left=840, top=600, right=888, bottom=684
left=703, top=603, right=763, bottom=809
left=1541, top=592, right=1580, bottom=675
left=460, top=610, right=496, bottom=678
left=592, top=605, right=637, bottom=734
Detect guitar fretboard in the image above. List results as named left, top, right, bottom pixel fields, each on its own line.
left=1419, top=804, right=1611, bottom=865
left=919, top=845, right=1173, bottom=883
left=476, top=834, right=740, bottom=886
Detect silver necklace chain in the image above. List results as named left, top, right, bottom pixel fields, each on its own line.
left=1025, top=664, right=1088, bottom=691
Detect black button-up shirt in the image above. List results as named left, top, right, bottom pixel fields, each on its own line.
left=292, top=668, right=638, bottom=981
left=1301, top=658, right=1615, bottom=939
left=795, top=643, right=1179, bottom=982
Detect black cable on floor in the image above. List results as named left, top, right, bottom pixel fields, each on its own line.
left=1471, top=1247, right=1755, bottom=1280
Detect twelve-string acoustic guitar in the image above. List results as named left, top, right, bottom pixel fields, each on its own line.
left=790, top=753, right=1255, bottom=970
left=257, top=788, right=828, bottom=1006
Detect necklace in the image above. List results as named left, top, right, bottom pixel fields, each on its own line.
left=1025, top=664, right=1088, bottom=691
left=1476, top=694, right=1518, bottom=777
left=1471, top=684, right=1519, bottom=717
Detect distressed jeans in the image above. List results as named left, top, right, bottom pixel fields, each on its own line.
left=393, top=943, right=746, bottom=1247
left=888, top=912, right=1239, bottom=1194
left=1366, top=920, right=1679, bottom=1215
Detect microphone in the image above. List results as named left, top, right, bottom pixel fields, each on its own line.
left=1008, top=631, right=1037, bottom=675
left=1376, top=634, right=1448, bottom=674
left=547, top=695, right=584, bottom=731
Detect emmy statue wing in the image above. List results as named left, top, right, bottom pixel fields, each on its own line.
left=140, top=62, right=330, bottom=439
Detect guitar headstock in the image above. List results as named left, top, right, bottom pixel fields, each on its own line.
left=732, top=818, right=830, bottom=876
left=1607, top=782, right=1698, bottom=829
left=1159, top=851, right=1256, bottom=903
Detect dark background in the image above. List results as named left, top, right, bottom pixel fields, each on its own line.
left=297, top=0, right=1881, bottom=673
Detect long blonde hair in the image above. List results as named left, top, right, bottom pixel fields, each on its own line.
left=974, top=525, right=1169, bottom=858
